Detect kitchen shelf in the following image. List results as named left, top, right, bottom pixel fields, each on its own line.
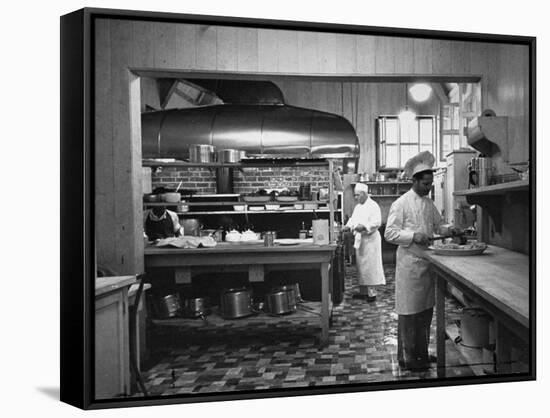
left=150, top=301, right=326, bottom=328
left=143, top=159, right=331, bottom=168
left=144, top=200, right=331, bottom=207
left=453, top=179, right=529, bottom=196
left=359, top=181, right=412, bottom=185
left=175, top=209, right=338, bottom=215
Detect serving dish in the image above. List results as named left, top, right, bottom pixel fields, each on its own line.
left=429, top=242, right=488, bottom=256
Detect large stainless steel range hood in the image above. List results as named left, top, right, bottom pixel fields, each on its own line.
left=142, top=104, right=359, bottom=159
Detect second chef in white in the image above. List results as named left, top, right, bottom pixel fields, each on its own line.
left=344, top=183, right=386, bottom=302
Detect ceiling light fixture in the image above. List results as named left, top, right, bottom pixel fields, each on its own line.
left=409, top=83, right=432, bottom=102
left=398, top=83, right=417, bottom=124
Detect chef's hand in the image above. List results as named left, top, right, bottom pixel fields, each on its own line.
left=449, top=226, right=463, bottom=236
left=354, top=224, right=367, bottom=233
left=342, top=225, right=351, bottom=232
left=413, top=232, right=430, bottom=246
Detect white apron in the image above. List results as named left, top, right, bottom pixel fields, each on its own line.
left=384, top=189, right=447, bottom=315
left=346, top=198, right=386, bottom=286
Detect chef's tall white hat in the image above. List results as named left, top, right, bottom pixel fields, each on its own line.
left=403, top=151, right=436, bottom=178
left=354, top=183, right=369, bottom=194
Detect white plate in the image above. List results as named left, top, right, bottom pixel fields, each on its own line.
left=249, top=206, right=265, bottom=211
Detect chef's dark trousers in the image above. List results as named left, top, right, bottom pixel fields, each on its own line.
left=397, top=307, right=433, bottom=365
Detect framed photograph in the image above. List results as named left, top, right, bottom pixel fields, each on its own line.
left=60, top=7, right=535, bottom=410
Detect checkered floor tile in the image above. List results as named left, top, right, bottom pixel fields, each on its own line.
left=136, top=265, right=481, bottom=397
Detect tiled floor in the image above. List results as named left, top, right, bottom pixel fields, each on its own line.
left=139, top=264, right=480, bottom=396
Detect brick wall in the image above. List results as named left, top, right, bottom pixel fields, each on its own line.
left=151, top=165, right=338, bottom=195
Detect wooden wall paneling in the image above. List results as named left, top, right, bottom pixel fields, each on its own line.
left=132, top=21, right=155, bottom=68
left=317, top=32, right=338, bottom=74
left=450, top=40, right=471, bottom=75
left=364, top=83, right=377, bottom=173
left=341, top=83, right=354, bottom=127
left=431, top=40, right=452, bottom=75
left=326, top=82, right=343, bottom=115
left=313, top=81, right=330, bottom=113
left=375, top=37, right=395, bottom=74
left=413, top=38, right=433, bottom=74
left=95, top=18, right=116, bottom=270
left=196, top=25, right=217, bottom=70
left=110, top=20, right=139, bottom=274
left=175, top=23, right=197, bottom=69
left=216, top=26, right=238, bottom=71
left=470, top=42, right=496, bottom=109
left=356, top=35, right=376, bottom=74
left=336, top=34, right=357, bottom=74
left=153, top=22, right=177, bottom=69
left=257, top=28, right=278, bottom=72
left=500, top=44, right=529, bottom=164
left=298, top=31, right=320, bottom=74
left=237, top=28, right=259, bottom=72
left=277, top=30, right=299, bottom=73
left=394, top=37, right=414, bottom=74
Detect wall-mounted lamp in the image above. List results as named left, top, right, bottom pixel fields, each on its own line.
left=409, top=83, right=432, bottom=102
left=398, top=83, right=416, bottom=124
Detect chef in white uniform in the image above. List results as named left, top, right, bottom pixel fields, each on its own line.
left=343, top=183, right=385, bottom=302
left=385, top=151, right=460, bottom=370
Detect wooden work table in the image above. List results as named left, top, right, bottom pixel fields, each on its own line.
left=412, top=245, right=530, bottom=377
left=144, top=243, right=337, bottom=345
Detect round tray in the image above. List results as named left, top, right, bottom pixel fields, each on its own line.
left=275, top=195, right=298, bottom=202
left=242, top=195, right=272, bottom=203
left=429, top=246, right=488, bottom=256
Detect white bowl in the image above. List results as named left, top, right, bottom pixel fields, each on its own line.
left=163, top=192, right=181, bottom=203
left=233, top=205, right=246, bottom=211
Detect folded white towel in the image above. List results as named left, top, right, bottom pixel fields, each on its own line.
left=353, top=232, right=362, bottom=249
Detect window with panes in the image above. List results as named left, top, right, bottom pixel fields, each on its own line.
left=376, top=116, right=436, bottom=170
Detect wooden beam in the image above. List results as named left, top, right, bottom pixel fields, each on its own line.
left=432, top=83, right=450, bottom=104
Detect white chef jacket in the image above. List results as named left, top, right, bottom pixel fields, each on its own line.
left=346, top=197, right=386, bottom=287
left=385, top=189, right=449, bottom=315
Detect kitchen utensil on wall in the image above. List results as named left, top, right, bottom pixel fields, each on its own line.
left=220, top=288, right=253, bottom=319
left=189, top=144, right=216, bottom=163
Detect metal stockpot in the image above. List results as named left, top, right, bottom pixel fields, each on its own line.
left=220, top=288, right=253, bottom=319
left=157, top=294, right=182, bottom=318
left=181, top=297, right=210, bottom=319
left=265, top=285, right=297, bottom=315
left=217, top=149, right=246, bottom=163
left=189, top=145, right=215, bottom=162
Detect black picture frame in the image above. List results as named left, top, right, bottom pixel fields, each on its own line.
left=60, top=7, right=536, bottom=410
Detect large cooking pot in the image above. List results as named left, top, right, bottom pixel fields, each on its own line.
left=157, top=294, right=182, bottom=318
left=220, top=288, right=253, bottom=319
left=265, top=285, right=297, bottom=315
left=180, top=218, right=201, bottom=236
left=217, top=149, right=246, bottom=163
left=181, top=297, right=210, bottom=319
left=189, top=145, right=215, bottom=162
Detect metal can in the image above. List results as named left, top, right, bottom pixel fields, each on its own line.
left=264, top=231, right=275, bottom=247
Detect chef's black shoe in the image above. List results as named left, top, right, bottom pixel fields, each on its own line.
left=405, top=361, right=430, bottom=371
left=351, top=293, right=370, bottom=300
left=366, top=296, right=376, bottom=302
